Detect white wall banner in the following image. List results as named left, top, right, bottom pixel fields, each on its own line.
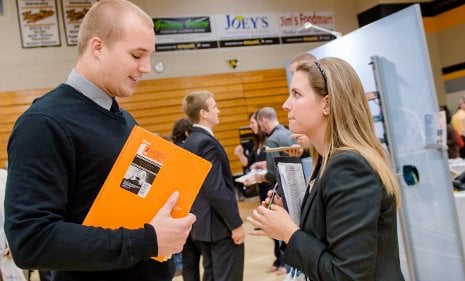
left=278, top=11, right=335, bottom=35
left=213, top=13, right=281, bottom=47
left=61, top=0, right=97, bottom=46
left=16, top=0, right=61, bottom=48
left=279, top=11, right=337, bottom=43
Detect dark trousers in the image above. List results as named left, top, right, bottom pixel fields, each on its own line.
left=272, top=239, right=284, bottom=267
left=182, top=235, right=201, bottom=281
left=38, top=271, right=52, bottom=281
left=197, top=237, right=244, bottom=281
left=460, top=135, right=465, bottom=158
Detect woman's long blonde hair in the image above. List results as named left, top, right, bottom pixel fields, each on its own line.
left=297, top=57, right=401, bottom=206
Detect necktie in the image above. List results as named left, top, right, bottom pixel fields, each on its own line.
left=110, top=97, right=120, bottom=113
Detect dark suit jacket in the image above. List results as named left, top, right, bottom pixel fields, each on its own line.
left=183, top=126, right=243, bottom=242
left=283, top=151, right=404, bottom=281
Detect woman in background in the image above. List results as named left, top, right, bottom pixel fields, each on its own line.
left=171, top=117, right=193, bottom=146
left=234, top=112, right=269, bottom=199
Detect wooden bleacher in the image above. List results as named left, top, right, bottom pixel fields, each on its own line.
left=0, top=69, right=290, bottom=174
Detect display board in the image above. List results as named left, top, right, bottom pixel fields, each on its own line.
left=308, top=4, right=465, bottom=281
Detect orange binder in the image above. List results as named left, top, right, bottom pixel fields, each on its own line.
left=83, top=125, right=211, bottom=261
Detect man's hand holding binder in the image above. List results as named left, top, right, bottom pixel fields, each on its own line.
left=150, top=191, right=196, bottom=257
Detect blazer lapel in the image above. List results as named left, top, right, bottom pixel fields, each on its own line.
left=211, top=136, right=227, bottom=158
left=300, top=158, right=322, bottom=228
left=300, top=180, right=317, bottom=228
left=192, top=127, right=228, bottom=159
left=208, top=133, right=229, bottom=162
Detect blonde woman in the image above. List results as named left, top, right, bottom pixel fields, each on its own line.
left=248, top=57, right=404, bottom=280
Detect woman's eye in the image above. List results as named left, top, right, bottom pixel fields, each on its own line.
left=132, top=54, right=141, bottom=59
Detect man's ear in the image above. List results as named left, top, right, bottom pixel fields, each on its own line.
left=89, top=36, right=103, bottom=57
left=199, top=109, right=207, bottom=120
left=258, top=119, right=267, bottom=131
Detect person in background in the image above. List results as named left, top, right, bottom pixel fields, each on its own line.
left=182, top=91, right=245, bottom=281
left=442, top=105, right=463, bottom=159
left=171, top=117, right=193, bottom=147
left=288, top=52, right=317, bottom=76
left=233, top=111, right=269, bottom=199
left=0, top=168, right=27, bottom=281
left=250, top=106, right=301, bottom=276
left=248, top=57, right=404, bottom=280
left=4, top=1, right=195, bottom=281
left=451, top=96, right=465, bottom=158
left=251, top=107, right=301, bottom=185
left=234, top=111, right=286, bottom=275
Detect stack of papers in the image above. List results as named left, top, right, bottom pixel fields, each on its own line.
left=234, top=169, right=267, bottom=184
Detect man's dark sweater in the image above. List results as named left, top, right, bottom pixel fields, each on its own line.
left=5, top=84, right=174, bottom=281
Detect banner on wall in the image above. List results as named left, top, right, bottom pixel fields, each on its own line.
left=16, top=0, right=61, bottom=48
left=154, top=16, right=218, bottom=51
left=61, top=0, right=97, bottom=46
left=153, top=11, right=336, bottom=52
left=278, top=11, right=338, bottom=43
left=214, top=13, right=281, bottom=48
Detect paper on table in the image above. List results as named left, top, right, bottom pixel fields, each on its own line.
left=234, top=169, right=267, bottom=184
left=449, top=158, right=465, bottom=178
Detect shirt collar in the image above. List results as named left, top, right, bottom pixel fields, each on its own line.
left=193, top=124, right=214, bottom=136
left=65, top=68, right=114, bottom=111
left=268, top=124, right=281, bottom=137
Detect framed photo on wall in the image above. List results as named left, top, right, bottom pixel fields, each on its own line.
left=61, top=0, right=97, bottom=46
left=16, top=0, right=61, bottom=48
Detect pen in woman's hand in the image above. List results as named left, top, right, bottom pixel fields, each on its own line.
left=267, top=183, right=278, bottom=209
left=253, top=183, right=279, bottom=230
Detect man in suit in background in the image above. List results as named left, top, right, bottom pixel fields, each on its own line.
left=181, top=91, right=245, bottom=281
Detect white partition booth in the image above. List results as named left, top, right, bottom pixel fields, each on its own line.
left=305, top=4, right=465, bottom=281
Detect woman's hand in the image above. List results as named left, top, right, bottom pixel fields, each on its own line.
left=290, top=134, right=312, bottom=149
left=250, top=161, right=266, bottom=170
left=234, top=145, right=248, bottom=166
left=284, top=144, right=304, bottom=157
left=247, top=204, right=299, bottom=243
left=262, top=188, right=283, bottom=208
left=234, top=145, right=244, bottom=157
